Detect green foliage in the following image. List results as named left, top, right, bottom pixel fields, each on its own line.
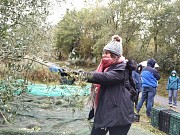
left=55, top=0, right=179, bottom=72
left=0, top=0, right=52, bottom=124
left=0, top=79, right=28, bottom=124
left=0, top=0, right=54, bottom=58
left=55, top=10, right=82, bottom=59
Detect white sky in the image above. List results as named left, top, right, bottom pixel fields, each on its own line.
left=46, top=0, right=108, bottom=25
left=47, top=0, right=86, bottom=25
left=47, top=0, right=177, bottom=25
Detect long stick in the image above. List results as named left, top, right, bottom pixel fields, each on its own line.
left=23, top=56, right=52, bottom=68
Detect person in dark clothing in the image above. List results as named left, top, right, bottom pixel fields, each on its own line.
left=132, top=64, right=143, bottom=108
left=81, top=35, right=135, bottom=135
left=136, top=58, right=160, bottom=117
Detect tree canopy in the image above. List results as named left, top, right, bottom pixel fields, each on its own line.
left=0, top=0, right=54, bottom=123
left=55, top=0, right=180, bottom=72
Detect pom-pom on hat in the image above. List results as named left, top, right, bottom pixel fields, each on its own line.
left=103, top=35, right=123, bottom=56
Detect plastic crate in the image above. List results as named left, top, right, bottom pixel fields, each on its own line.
left=159, top=109, right=177, bottom=134
left=169, top=112, right=180, bottom=135
left=151, top=107, right=167, bottom=128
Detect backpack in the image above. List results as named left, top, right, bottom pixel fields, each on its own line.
left=124, top=60, right=138, bottom=102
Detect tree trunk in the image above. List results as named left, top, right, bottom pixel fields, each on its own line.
left=154, top=36, right=158, bottom=58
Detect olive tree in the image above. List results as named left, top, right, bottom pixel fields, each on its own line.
left=0, top=0, right=53, bottom=123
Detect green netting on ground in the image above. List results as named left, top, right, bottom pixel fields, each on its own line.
left=0, top=80, right=158, bottom=135
left=27, top=83, right=91, bottom=97
left=0, top=79, right=91, bottom=97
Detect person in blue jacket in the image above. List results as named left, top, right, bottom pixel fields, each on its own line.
left=166, top=70, right=180, bottom=108
left=136, top=58, right=160, bottom=117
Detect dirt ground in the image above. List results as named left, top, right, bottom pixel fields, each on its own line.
left=154, top=95, right=180, bottom=112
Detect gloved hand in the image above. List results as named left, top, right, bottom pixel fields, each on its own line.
left=59, top=68, right=75, bottom=85
left=79, top=72, right=93, bottom=80
left=101, top=56, right=113, bottom=69
left=58, top=68, right=69, bottom=77
left=60, top=72, right=69, bottom=77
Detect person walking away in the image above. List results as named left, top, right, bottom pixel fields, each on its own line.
left=166, top=70, right=180, bottom=108
left=136, top=58, right=160, bottom=118
left=132, top=64, right=143, bottom=108
left=80, top=35, right=135, bottom=135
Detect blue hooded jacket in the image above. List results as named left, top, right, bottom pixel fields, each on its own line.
left=166, top=70, right=180, bottom=90
left=141, top=59, right=161, bottom=88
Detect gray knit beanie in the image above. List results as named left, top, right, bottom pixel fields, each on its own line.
left=103, top=35, right=123, bottom=56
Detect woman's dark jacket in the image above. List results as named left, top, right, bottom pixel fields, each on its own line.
left=87, top=62, right=135, bottom=128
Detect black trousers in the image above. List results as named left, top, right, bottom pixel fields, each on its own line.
left=134, top=91, right=141, bottom=108
left=90, top=124, right=131, bottom=135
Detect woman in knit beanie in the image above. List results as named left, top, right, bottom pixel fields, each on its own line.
left=103, top=35, right=123, bottom=56
left=82, top=35, right=135, bottom=135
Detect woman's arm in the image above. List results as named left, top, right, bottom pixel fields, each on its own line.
left=87, top=70, right=125, bottom=85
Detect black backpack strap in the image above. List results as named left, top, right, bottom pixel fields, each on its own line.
left=124, top=67, right=137, bottom=101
